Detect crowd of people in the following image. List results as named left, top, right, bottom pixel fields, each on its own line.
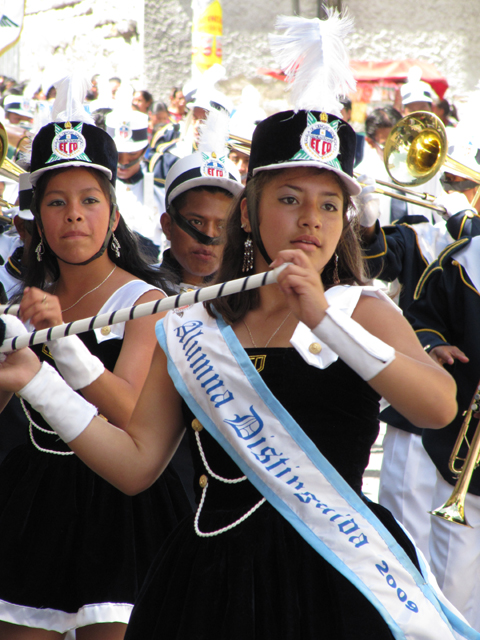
left=0, top=8, right=479, bottom=640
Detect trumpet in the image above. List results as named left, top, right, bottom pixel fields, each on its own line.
left=430, top=381, right=480, bottom=526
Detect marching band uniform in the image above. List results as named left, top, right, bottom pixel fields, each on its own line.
left=1, top=14, right=476, bottom=638
left=406, top=235, right=480, bottom=630
left=122, top=102, right=473, bottom=639
left=362, top=190, right=480, bottom=561
left=0, top=83, right=190, bottom=634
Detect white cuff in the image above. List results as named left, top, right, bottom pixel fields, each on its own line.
left=18, top=362, right=98, bottom=442
left=312, top=306, right=395, bottom=381
left=46, top=335, right=105, bottom=390
left=0, top=315, right=29, bottom=362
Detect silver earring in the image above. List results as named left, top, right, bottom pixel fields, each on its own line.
left=35, top=240, right=44, bottom=262
left=111, top=233, right=121, bottom=258
left=242, top=234, right=254, bottom=273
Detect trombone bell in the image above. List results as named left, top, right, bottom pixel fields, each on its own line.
left=384, top=111, right=447, bottom=187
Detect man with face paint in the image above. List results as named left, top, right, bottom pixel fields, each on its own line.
left=160, top=148, right=243, bottom=293
left=106, top=109, right=166, bottom=259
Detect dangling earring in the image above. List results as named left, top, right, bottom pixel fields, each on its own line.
left=333, top=253, right=340, bottom=285
left=242, top=234, right=254, bottom=273
left=35, top=240, right=44, bottom=262
left=111, top=233, right=121, bottom=258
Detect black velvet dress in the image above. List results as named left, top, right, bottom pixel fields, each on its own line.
left=125, top=348, right=420, bottom=640
left=0, top=330, right=191, bottom=632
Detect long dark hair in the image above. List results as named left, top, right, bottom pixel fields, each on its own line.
left=208, top=167, right=366, bottom=324
left=23, top=166, right=170, bottom=292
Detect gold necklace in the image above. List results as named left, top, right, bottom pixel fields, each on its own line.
left=243, top=310, right=292, bottom=348
left=58, top=265, right=117, bottom=313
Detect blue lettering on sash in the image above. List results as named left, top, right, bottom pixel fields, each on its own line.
left=175, top=320, right=235, bottom=408
left=175, top=319, right=370, bottom=549
left=224, top=406, right=264, bottom=440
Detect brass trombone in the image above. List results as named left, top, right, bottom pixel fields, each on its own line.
left=430, top=382, right=480, bottom=526
left=353, top=172, right=448, bottom=216
left=385, top=111, right=480, bottom=208
left=358, top=111, right=480, bottom=217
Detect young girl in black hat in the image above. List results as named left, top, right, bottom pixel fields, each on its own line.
left=0, top=76, right=190, bottom=640
left=0, top=15, right=474, bottom=640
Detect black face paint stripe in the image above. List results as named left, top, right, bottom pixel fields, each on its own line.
left=168, top=204, right=223, bottom=246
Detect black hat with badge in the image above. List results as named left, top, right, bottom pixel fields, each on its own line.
left=29, top=75, right=119, bottom=266
left=248, top=110, right=359, bottom=195
left=29, top=75, right=117, bottom=188
left=247, top=10, right=360, bottom=198
left=30, top=121, right=117, bottom=187
left=244, top=9, right=361, bottom=268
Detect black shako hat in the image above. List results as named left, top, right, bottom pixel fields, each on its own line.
left=30, top=121, right=118, bottom=187
left=247, top=110, right=361, bottom=196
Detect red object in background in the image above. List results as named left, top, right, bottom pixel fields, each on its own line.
left=350, top=60, right=448, bottom=100
left=258, top=59, right=448, bottom=100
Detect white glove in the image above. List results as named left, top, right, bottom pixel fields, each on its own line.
left=433, top=191, right=476, bottom=220
left=0, top=315, right=29, bottom=363
left=355, top=175, right=381, bottom=227
left=312, top=306, right=395, bottom=381
left=18, top=362, right=98, bottom=443
left=46, top=335, right=105, bottom=390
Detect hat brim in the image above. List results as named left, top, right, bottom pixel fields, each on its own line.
left=168, top=175, right=244, bottom=205
left=252, top=160, right=362, bottom=196
left=30, top=162, right=113, bottom=186
left=6, top=108, right=34, bottom=118
left=114, top=140, right=148, bottom=153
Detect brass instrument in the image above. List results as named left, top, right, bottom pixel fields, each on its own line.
left=430, top=381, right=480, bottom=526
left=0, top=123, right=26, bottom=212
left=227, top=133, right=251, bottom=156
left=353, top=172, right=448, bottom=216
left=357, top=111, right=480, bottom=218
left=385, top=110, right=480, bottom=193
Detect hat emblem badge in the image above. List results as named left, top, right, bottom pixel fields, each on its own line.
left=200, top=151, right=227, bottom=178
left=47, top=123, right=92, bottom=164
left=119, top=122, right=131, bottom=140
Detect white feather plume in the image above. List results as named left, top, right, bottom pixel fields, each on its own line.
left=269, top=6, right=355, bottom=115
left=197, top=107, right=231, bottom=157
left=50, top=74, right=95, bottom=125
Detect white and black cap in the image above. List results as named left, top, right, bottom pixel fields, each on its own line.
left=105, top=110, right=149, bottom=153
left=401, top=67, right=433, bottom=105
left=3, top=95, right=35, bottom=119
left=165, top=152, right=242, bottom=207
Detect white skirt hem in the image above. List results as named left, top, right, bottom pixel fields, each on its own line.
left=0, top=599, right=133, bottom=632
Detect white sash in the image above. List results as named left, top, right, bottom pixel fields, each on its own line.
left=157, top=294, right=478, bottom=640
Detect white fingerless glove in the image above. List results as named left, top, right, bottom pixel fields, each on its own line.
left=0, top=315, right=29, bottom=362
left=46, top=335, right=105, bottom=390
left=433, top=191, right=476, bottom=220
left=312, top=306, right=395, bottom=381
left=18, top=362, right=98, bottom=442
left=355, top=175, right=381, bottom=227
